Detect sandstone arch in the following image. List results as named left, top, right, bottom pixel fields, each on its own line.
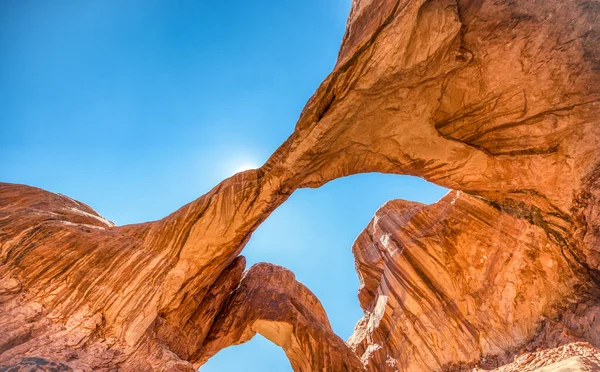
left=1, top=0, right=600, bottom=370
left=196, top=263, right=364, bottom=371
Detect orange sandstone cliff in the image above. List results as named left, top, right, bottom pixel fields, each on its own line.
left=1, top=0, right=600, bottom=370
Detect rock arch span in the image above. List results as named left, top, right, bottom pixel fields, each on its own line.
left=1, top=0, right=600, bottom=370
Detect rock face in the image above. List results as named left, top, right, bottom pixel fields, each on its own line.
left=197, top=264, right=365, bottom=371
left=1, top=0, right=599, bottom=371
left=349, top=192, right=599, bottom=370
left=483, top=342, right=600, bottom=372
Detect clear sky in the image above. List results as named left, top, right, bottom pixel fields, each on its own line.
left=0, top=1, right=448, bottom=370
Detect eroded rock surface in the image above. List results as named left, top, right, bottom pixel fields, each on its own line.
left=1, top=0, right=599, bottom=370
left=484, top=342, right=600, bottom=372
left=349, top=192, right=600, bottom=370
left=197, top=263, right=364, bottom=371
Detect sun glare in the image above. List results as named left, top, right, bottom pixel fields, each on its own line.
left=233, top=162, right=259, bottom=174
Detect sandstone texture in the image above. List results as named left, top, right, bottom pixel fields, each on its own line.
left=197, top=263, right=365, bottom=371
left=349, top=193, right=600, bottom=370
left=483, top=342, right=600, bottom=372
left=1, top=0, right=600, bottom=371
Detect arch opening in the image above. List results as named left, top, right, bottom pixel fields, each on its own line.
left=201, top=335, right=291, bottom=372
left=200, top=172, right=448, bottom=371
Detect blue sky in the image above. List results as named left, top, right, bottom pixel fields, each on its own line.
left=0, top=1, right=448, bottom=370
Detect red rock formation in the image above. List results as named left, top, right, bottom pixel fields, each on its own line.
left=197, top=263, right=364, bottom=371
left=488, top=342, right=600, bottom=372
left=1, top=0, right=599, bottom=370
left=349, top=192, right=599, bottom=370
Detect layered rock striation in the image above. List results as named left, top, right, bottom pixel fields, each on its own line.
left=349, top=192, right=600, bottom=370
left=1, top=0, right=600, bottom=370
left=197, top=263, right=364, bottom=371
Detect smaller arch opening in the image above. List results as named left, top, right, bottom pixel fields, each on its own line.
left=201, top=334, right=291, bottom=371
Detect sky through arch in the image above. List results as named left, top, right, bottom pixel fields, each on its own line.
left=202, top=173, right=447, bottom=371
